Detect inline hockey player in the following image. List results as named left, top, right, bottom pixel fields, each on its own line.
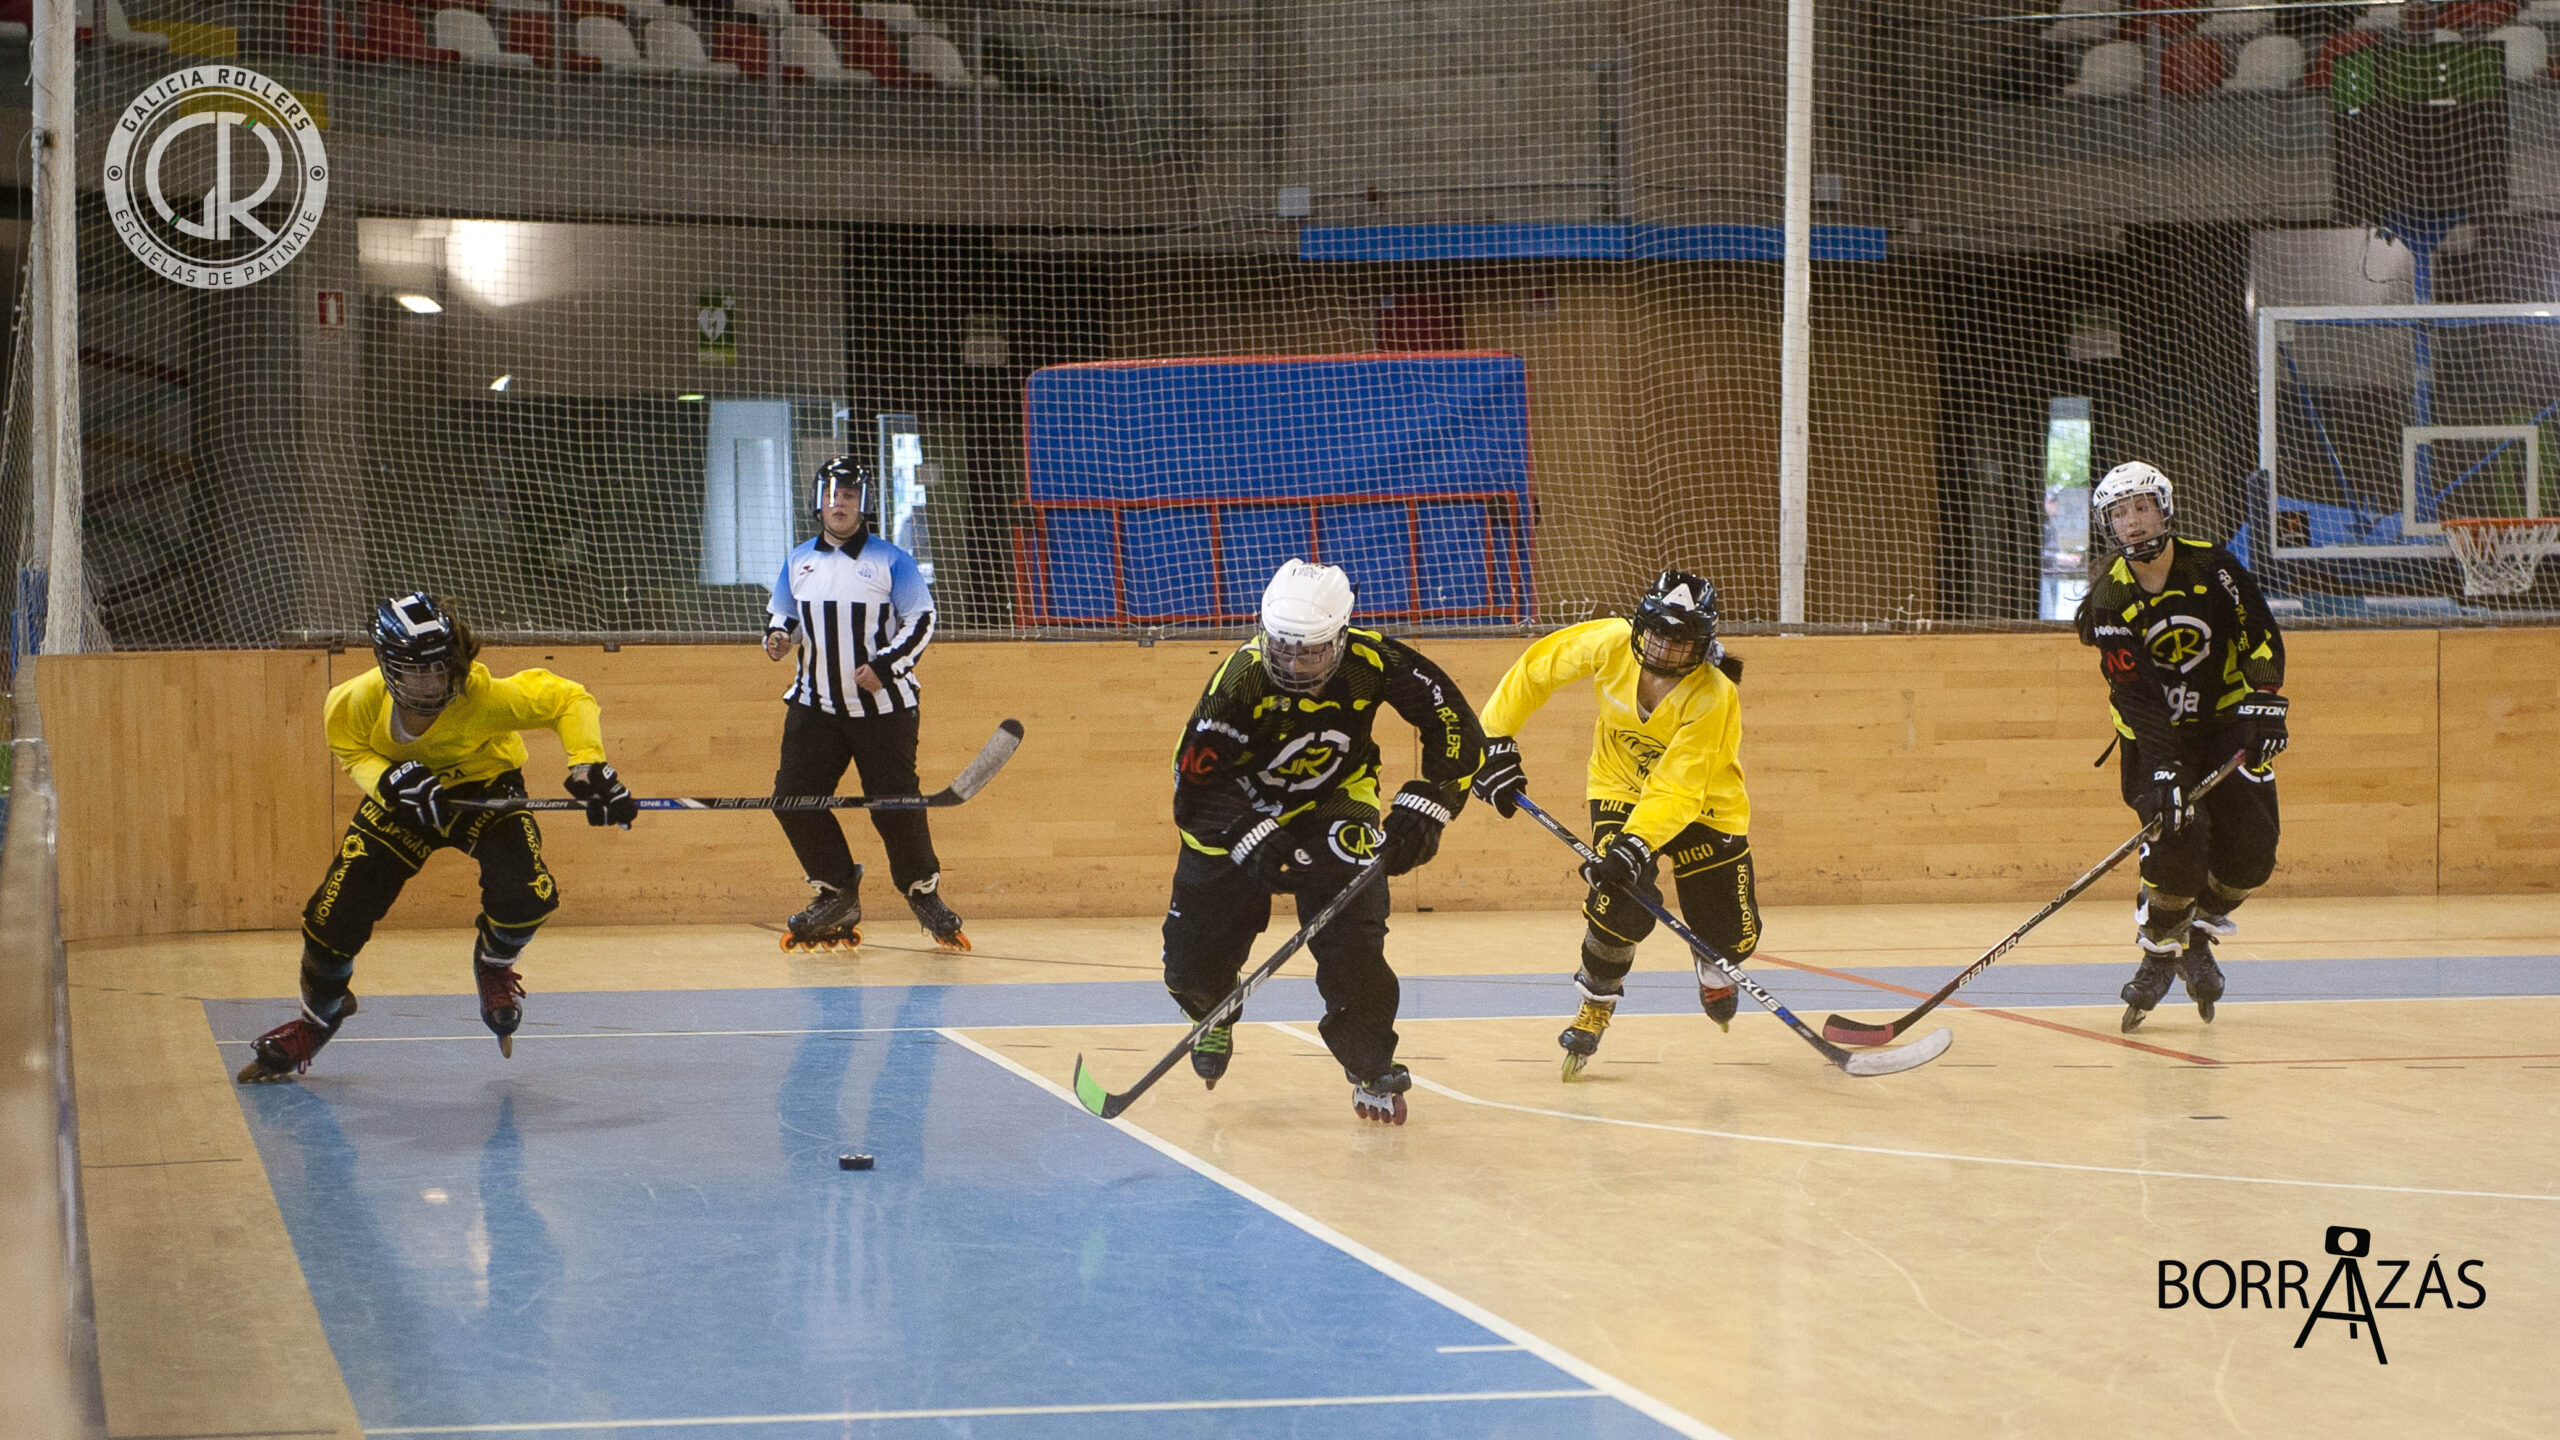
left=1161, top=559, right=1484, bottom=1124
left=763, top=456, right=968, bottom=954
left=1471, top=571, right=1755, bottom=1080
left=2075, top=461, right=2288, bottom=1032
left=237, top=593, right=639, bottom=1081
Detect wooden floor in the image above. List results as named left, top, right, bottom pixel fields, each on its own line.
left=70, top=894, right=2560, bottom=1440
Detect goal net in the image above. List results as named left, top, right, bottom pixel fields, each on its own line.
left=8, top=2, right=2557, bottom=650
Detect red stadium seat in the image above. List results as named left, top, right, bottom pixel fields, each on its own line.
left=833, top=15, right=929, bottom=85
left=2441, top=1, right=2518, bottom=30
left=2161, top=36, right=2228, bottom=92
left=287, top=0, right=359, bottom=55
left=356, top=2, right=460, bottom=63
left=2131, top=0, right=2201, bottom=39
left=505, top=9, right=602, bottom=69
left=711, top=19, right=770, bottom=79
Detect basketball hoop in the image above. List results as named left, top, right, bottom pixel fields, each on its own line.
left=2441, top=516, right=2560, bottom=598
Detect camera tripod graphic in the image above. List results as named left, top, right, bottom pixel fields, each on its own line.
left=2295, top=1225, right=2387, bottom=1364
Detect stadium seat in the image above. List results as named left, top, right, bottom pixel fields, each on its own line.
left=2225, top=32, right=2307, bottom=89
left=644, top=17, right=739, bottom=77
left=2490, top=22, right=2550, bottom=76
left=2308, top=29, right=2381, bottom=87
left=2160, top=35, right=2227, bottom=92
left=2356, top=3, right=2407, bottom=31
left=435, top=6, right=536, bottom=67
left=360, top=1, right=461, bottom=63
left=860, top=1, right=928, bottom=34
left=575, top=13, right=667, bottom=71
left=710, top=19, right=769, bottom=78
left=2197, top=0, right=2273, bottom=39
left=2131, top=0, right=2200, bottom=37
left=2442, top=1, right=2519, bottom=30
left=904, top=28, right=989, bottom=89
left=2061, top=39, right=2144, bottom=97
left=735, top=0, right=795, bottom=19
left=832, top=14, right=928, bottom=84
left=85, top=0, right=168, bottom=49
left=780, top=24, right=869, bottom=85
left=2526, top=0, right=2560, bottom=22
left=506, top=10, right=602, bottom=68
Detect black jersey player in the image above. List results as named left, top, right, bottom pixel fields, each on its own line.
left=1162, top=559, right=1485, bottom=1125
left=2076, top=462, right=2289, bottom=1032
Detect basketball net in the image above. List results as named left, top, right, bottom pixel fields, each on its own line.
left=2441, top=517, right=2559, bottom=598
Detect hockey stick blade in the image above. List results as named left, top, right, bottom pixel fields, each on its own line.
left=451, top=719, right=1027, bottom=814
left=1819, top=749, right=2249, bottom=1047
left=1069, top=860, right=1390, bottom=1119
left=1513, top=794, right=1952, bottom=1079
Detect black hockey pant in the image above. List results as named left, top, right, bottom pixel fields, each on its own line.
left=1160, top=841, right=1398, bottom=1084
left=300, top=769, right=558, bottom=1005
left=1579, top=799, right=1762, bottom=987
left=773, top=702, right=943, bottom=897
left=2120, top=733, right=2280, bottom=908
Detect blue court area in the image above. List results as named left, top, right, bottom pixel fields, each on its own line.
left=207, top=953, right=2559, bottom=1435
left=210, top=984, right=1679, bottom=1439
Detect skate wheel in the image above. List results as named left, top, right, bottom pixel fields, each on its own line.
left=2120, top=1005, right=2147, bottom=1034
left=2198, top=1002, right=2217, bottom=1024
left=933, top=931, right=973, bottom=953
left=1560, top=1053, right=1589, bottom=1083
left=498, top=1034, right=513, bottom=1059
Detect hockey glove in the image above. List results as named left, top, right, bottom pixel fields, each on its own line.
left=379, top=761, right=450, bottom=835
left=1471, top=736, right=1527, bottom=819
left=1380, top=783, right=1455, bottom=876
left=2233, top=690, right=2288, bottom=768
left=1230, top=819, right=1316, bottom=896
left=2148, top=762, right=2196, bottom=838
left=566, top=762, right=638, bottom=829
left=1580, top=832, right=1654, bottom=893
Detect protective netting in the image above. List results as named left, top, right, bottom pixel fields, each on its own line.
left=10, top=0, right=2560, bottom=651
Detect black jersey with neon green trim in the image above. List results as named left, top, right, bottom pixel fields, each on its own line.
left=1173, top=628, right=1484, bottom=853
left=2074, top=538, right=2285, bottom=764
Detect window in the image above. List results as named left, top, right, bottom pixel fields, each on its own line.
left=2040, top=397, right=2092, bottom=621
left=700, top=400, right=796, bottom=586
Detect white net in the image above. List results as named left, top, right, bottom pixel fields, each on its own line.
left=2444, top=516, right=2558, bottom=594
left=11, top=0, right=2560, bottom=649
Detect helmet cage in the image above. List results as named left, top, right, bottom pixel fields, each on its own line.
left=374, top=593, right=466, bottom=715
left=1629, top=571, right=1717, bottom=679
left=2094, top=463, right=2176, bottom=562
left=812, top=458, right=875, bottom=534
left=1261, top=632, right=1346, bottom=694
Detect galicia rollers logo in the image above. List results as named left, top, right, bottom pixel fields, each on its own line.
left=103, top=66, right=328, bottom=290
left=2159, top=1226, right=2486, bottom=1364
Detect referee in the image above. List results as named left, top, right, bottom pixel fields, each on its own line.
left=763, top=456, right=969, bottom=953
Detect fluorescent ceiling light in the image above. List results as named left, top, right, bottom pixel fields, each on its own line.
left=676, top=393, right=707, bottom=402
left=489, top=374, right=512, bottom=391
left=396, top=293, right=443, bottom=314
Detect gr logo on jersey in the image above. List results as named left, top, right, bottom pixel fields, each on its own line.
left=104, top=66, right=329, bottom=290
left=2146, top=615, right=2214, bottom=673
left=1260, top=730, right=1352, bottom=792
left=1324, top=820, right=1381, bottom=864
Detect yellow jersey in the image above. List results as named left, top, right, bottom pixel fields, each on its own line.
left=325, top=663, right=607, bottom=803
left=1479, top=618, right=1748, bottom=847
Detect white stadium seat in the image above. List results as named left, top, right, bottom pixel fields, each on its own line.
left=2225, top=33, right=2307, bottom=91
left=576, top=14, right=671, bottom=74
left=645, top=17, right=740, bottom=78
left=2062, top=39, right=2144, bottom=98
left=435, top=7, right=538, bottom=69
left=782, top=25, right=872, bottom=86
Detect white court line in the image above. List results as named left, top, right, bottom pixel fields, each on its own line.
left=1256, top=1023, right=2560, bottom=1205
left=939, top=1028, right=1733, bottom=1440
left=361, top=1388, right=1605, bottom=1434
left=1438, top=1343, right=1527, bottom=1353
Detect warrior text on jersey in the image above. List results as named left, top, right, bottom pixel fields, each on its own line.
left=1479, top=617, right=1749, bottom=848
left=1172, top=628, right=1483, bottom=852
left=325, top=663, right=607, bottom=801
left=2075, top=537, right=2285, bottom=763
left=769, top=533, right=935, bottom=718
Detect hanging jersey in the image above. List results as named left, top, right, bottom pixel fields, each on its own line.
left=1479, top=617, right=1749, bottom=848
left=1172, top=628, right=1484, bottom=853
left=2075, top=538, right=2285, bottom=765
left=326, top=663, right=607, bottom=802
left=769, top=533, right=935, bottom=718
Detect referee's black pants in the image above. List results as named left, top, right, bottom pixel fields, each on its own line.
left=774, top=702, right=943, bottom=897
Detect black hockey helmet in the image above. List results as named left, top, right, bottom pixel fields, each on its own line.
left=1629, top=570, right=1717, bottom=678
left=812, top=456, right=876, bottom=534
left=372, top=592, right=477, bottom=715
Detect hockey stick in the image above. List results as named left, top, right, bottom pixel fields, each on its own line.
left=1820, top=748, right=2249, bottom=1047
left=451, top=719, right=1026, bottom=813
left=1071, top=858, right=1389, bottom=1120
left=1512, top=794, right=1953, bottom=1079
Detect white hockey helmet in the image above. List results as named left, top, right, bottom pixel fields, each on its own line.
left=1259, top=558, right=1355, bottom=693
left=2092, top=460, right=2176, bottom=562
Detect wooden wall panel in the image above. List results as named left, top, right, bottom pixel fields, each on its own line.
left=2441, top=629, right=2560, bottom=892
left=45, top=653, right=335, bottom=942
left=38, top=629, right=2559, bottom=941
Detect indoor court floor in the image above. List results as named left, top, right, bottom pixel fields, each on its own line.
left=69, top=894, right=2560, bottom=1440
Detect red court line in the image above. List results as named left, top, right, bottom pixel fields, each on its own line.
left=1755, top=951, right=2222, bottom=1065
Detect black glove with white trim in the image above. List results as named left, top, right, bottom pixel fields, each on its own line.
left=1470, top=736, right=1526, bottom=819
left=379, top=761, right=450, bottom=835
left=1380, top=782, right=1455, bottom=876
left=2233, top=690, right=2288, bottom=769
left=2148, top=760, right=2197, bottom=838
left=566, top=762, right=638, bottom=829
left=1580, top=831, right=1654, bottom=893
left=1230, top=818, right=1316, bottom=896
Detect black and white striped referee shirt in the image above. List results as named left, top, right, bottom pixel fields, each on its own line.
left=767, top=533, right=936, bottom=717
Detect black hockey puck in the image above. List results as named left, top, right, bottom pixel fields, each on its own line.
left=838, top=1153, right=874, bottom=1171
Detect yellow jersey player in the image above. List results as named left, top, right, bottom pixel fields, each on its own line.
left=1472, top=571, right=1754, bottom=1080
left=236, top=593, right=639, bottom=1082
